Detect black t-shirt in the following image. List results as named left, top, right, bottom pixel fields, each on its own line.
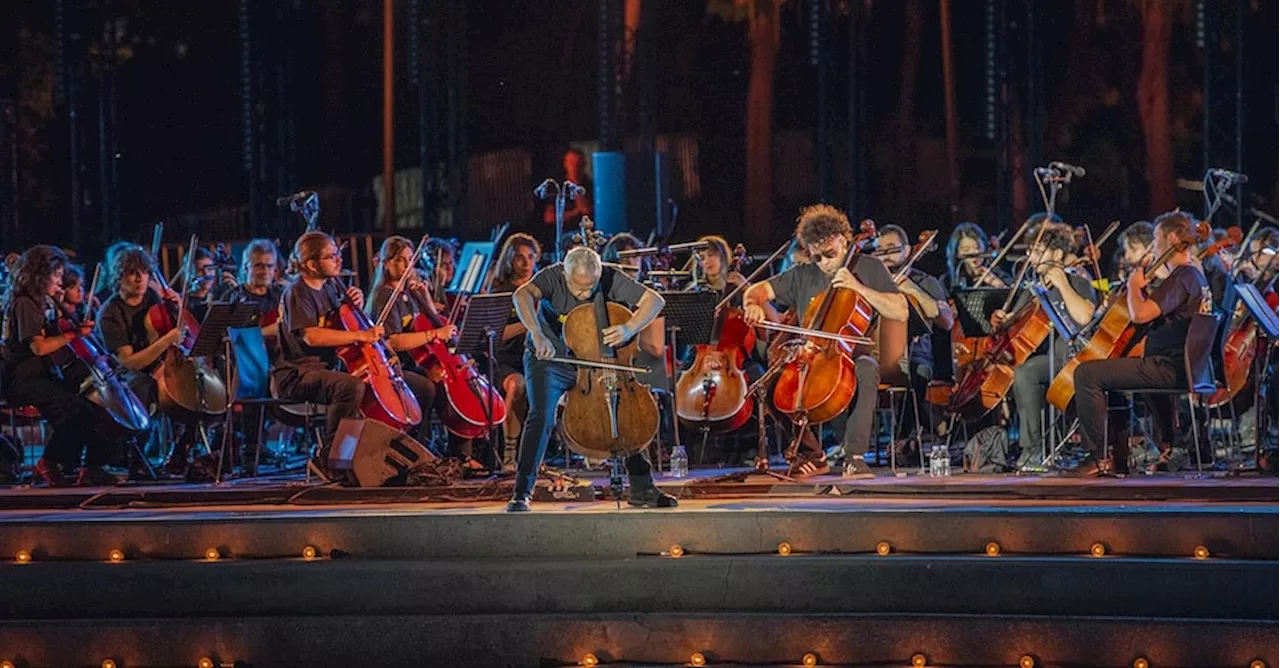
left=279, top=279, right=346, bottom=367
left=488, top=279, right=525, bottom=368
left=96, top=292, right=164, bottom=374
left=222, top=283, right=284, bottom=321
left=766, top=256, right=900, bottom=355
left=526, top=263, right=649, bottom=357
left=902, top=269, right=948, bottom=369
left=1143, top=264, right=1211, bottom=360
left=370, top=283, right=423, bottom=337
left=1201, top=256, right=1230, bottom=310
left=3, top=294, right=58, bottom=370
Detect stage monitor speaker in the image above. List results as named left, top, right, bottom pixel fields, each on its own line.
left=328, top=419, right=436, bottom=487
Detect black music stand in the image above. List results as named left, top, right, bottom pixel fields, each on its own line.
left=190, top=301, right=263, bottom=482
left=658, top=291, right=719, bottom=470
left=457, top=292, right=516, bottom=465
left=952, top=287, right=1009, bottom=337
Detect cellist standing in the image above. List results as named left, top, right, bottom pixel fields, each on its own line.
left=742, top=204, right=908, bottom=478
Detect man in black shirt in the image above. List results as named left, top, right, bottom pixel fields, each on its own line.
left=220, top=239, right=285, bottom=341
left=506, top=245, right=677, bottom=512
left=1074, top=211, right=1212, bottom=475
left=743, top=205, right=909, bottom=478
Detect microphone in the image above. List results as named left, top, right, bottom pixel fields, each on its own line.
left=1049, top=161, right=1087, bottom=177
left=533, top=178, right=559, bottom=199
left=564, top=180, right=586, bottom=199
left=275, top=190, right=315, bottom=207
left=1208, top=168, right=1249, bottom=184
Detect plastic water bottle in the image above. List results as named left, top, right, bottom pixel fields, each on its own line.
left=940, top=445, right=952, bottom=477
left=670, top=445, right=689, bottom=479
left=929, top=445, right=945, bottom=477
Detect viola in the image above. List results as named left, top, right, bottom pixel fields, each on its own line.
left=771, top=220, right=878, bottom=425
left=674, top=245, right=755, bottom=431
left=1045, top=222, right=1215, bottom=411
left=329, top=279, right=423, bottom=429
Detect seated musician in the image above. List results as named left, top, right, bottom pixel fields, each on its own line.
left=742, top=204, right=909, bottom=478
left=1200, top=230, right=1233, bottom=307
left=691, top=235, right=767, bottom=382
left=222, top=239, right=285, bottom=341
left=95, top=245, right=198, bottom=477
left=1073, top=211, right=1212, bottom=476
left=1235, top=228, right=1278, bottom=286
left=424, top=238, right=458, bottom=312
left=487, top=233, right=541, bottom=473
left=990, top=219, right=1098, bottom=471
left=1111, top=222, right=1154, bottom=284
left=506, top=245, right=677, bottom=512
left=368, top=236, right=490, bottom=474
left=179, top=247, right=219, bottom=323
left=3, top=246, right=118, bottom=486
left=601, top=232, right=666, bottom=377
left=270, top=231, right=375, bottom=456
left=56, top=263, right=92, bottom=321
left=945, top=222, right=1009, bottom=290
left=878, top=224, right=954, bottom=396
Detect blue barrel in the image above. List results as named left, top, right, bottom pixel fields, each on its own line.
left=592, top=151, right=627, bottom=236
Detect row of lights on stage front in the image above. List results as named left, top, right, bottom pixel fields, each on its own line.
left=11, top=545, right=321, bottom=563
left=661, top=541, right=1216, bottom=559
left=576, top=654, right=1271, bottom=668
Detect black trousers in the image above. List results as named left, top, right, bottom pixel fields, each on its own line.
left=786, top=355, right=883, bottom=460
left=4, top=362, right=109, bottom=469
left=271, top=363, right=365, bottom=439
left=1075, top=356, right=1180, bottom=457
left=514, top=354, right=654, bottom=499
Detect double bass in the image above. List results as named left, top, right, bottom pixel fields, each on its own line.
left=770, top=220, right=879, bottom=425
left=674, top=245, right=755, bottom=431
left=1045, top=222, right=1215, bottom=411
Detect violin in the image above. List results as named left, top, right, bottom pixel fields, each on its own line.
left=674, top=244, right=755, bottom=431
left=329, top=277, right=423, bottom=429
left=771, top=220, right=878, bottom=426
left=1045, top=222, right=1214, bottom=411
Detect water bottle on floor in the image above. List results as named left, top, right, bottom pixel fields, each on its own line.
left=940, top=445, right=952, bottom=476
left=669, top=445, right=689, bottom=479
left=929, top=445, right=945, bottom=477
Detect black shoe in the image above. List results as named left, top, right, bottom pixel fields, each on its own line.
left=506, top=495, right=531, bottom=512
left=628, top=485, right=678, bottom=509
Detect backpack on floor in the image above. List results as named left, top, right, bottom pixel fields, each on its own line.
left=962, top=426, right=1011, bottom=473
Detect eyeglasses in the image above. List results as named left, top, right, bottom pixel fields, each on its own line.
left=320, top=252, right=342, bottom=262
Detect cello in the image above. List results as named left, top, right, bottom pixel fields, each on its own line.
left=674, top=244, right=756, bottom=431
left=1209, top=233, right=1275, bottom=408
left=1046, top=222, right=1215, bottom=411
left=770, top=220, right=879, bottom=426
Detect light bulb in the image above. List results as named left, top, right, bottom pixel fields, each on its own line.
left=1249, top=661, right=1267, bottom=668
left=15, top=550, right=31, bottom=563
left=802, top=652, right=818, bottom=667
left=581, top=653, right=599, bottom=667
left=778, top=542, right=793, bottom=556
left=1133, top=658, right=1149, bottom=668
left=1019, top=655, right=1036, bottom=668
left=108, top=549, right=125, bottom=563
left=1, top=660, right=15, bottom=668
left=912, top=654, right=927, bottom=667
left=690, top=652, right=706, bottom=666
left=302, top=545, right=318, bottom=561
left=1193, top=545, right=1209, bottom=559
left=669, top=544, right=685, bottom=558
left=876, top=541, right=892, bottom=556
left=1090, top=543, right=1106, bottom=557
left=197, top=657, right=214, bottom=668
left=102, top=660, right=117, bottom=668
left=204, top=548, right=220, bottom=561
left=985, top=542, right=1001, bottom=556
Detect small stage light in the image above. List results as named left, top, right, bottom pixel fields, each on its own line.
left=1132, top=658, right=1149, bottom=668
left=302, top=545, right=318, bottom=561
left=1090, top=542, right=1107, bottom=557
left=102, top=659, right=117, bottom=668
left=14, top=550, right=31, bottom=564
left=689, top=653, right=706, bottom=667
left=669, top=544, right=685, bottom=558
left=1250, top=660, right=1267, bottom=668
left=1019, top=655, right=1037, bottom=668
left=778, top=542, right=793, bottom=556
left=204, top=548, right=220, bottom=561
left=197, top=658, right=214, bottom=668
left=580, top=653, right=599, bottom=666
left=1, top=661, right=15, bottom=668
left=912, top=653, right=928, bottom=667
left=1193, top=545, right=1210, bottom=560
left=876, top=541, right=892, bottom=556
left=985, top=542, right=1001, bottom=556
left=108, top=549, right=125, bottom=563
left=802, top=652, right=818, bottom=667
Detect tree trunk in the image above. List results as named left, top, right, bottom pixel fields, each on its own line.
left=1136, top=0, right=1175, bottom=214
left=745, top=0, right=780, bottom=247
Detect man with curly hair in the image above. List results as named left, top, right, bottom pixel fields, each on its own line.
left=743, top=204, right=909, bottom=478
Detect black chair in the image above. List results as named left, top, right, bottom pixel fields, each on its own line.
left=1105, top=312, right=1222, bottom=473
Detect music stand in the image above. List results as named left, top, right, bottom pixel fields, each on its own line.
left=190, top=301, right=265, bottom=482
left=456, top=292, right=517, bottom=462
left=1235, top=283, right=1278, bottom=468
left=657, top=291, right=719, bottom=471
left=952, top=288, right=1009, bottom=337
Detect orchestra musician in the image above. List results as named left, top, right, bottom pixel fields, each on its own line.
left=221, top=239, right=285, bottom=340
left=56, top=263, right=92, bottom=321
left=506, top=245, right=677, bottom=512
left=601, top=232, right=668, bottom=387
left=990, top=220, right=1098, bottom=471
left=945, top=222, right=1009, bottom=290
left=487, top=233, right=541, bottom=473
left=742, top=204, right=909, bottom=478
left=2, top=246, right=118, bottom=486
left=1112, top=222, right=1154, bottom=283
left=270, top=231, right=375, bottom=456
left=1072, top=211, right=1212, bottom=476
left=367, top=236, right=491, bottom=475
left=877, top=224, right=954, bottom=400
left=179, top=247, right=218, bottom=323
left=424, top=238, right=458, bottom=312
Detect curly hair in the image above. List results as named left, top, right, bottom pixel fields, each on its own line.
left=107, top=244, right=155, bottom=292
left=1025, top=222, right=1076, bottom=255
left=493, top=233, right=541, bottom=287
left=794, top=204, right=853, bottom=248
left=6, top=245, right=68, bottom=303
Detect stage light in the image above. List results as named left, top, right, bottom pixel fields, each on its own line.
left=1250, top=660, right=1267, bottom=668
left=197, top=657, right=214, bottom=668
left=1193, top=545, right=1210, bottom=559
left=302, top=545, right=318, bottom=561
left=204, top=548, right=220, bottom=561
left=669, top=544, right=685, bottom=558
left=985, top=542, right=1001, bottom=556
left=102, top=660, right=117, bottom=668
left=912, top=654, right=928, bottom=667
left=1090, top=542, right=1106, bottom=557
left=1019, top=655, right=1036, bottom=668
left=1, top=660, right=14, bottom=668
left=876, top=541, right=892, bottom=556
left=580, top=653, right=599, bottom=666
left=778, top=542, right=793, bottom=556
left=108, top=549, right=125, bottom=563
left=689, top=652, right=706, bottom=666
left=1132, top=658, right=1149, bottom=668
left=14, top=550, right=31, bottom=564
left=802, top=652, right=818, bottom=667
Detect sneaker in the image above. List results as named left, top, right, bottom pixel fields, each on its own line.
left=628, top=485, right=679, bottom=508
left=840, top=455, right=875, bottom=480
left=34, top=457, right=68, bottom=487
left=505, top=495, right=532, bottom=512
left=790, top=456, right=831, bottom=479
left=76, top=466, right=124, bottom=487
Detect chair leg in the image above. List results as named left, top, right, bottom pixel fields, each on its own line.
left=909, top=387, right=926, bottom=472
left=1188, top=395, right=1204, bottom=473
left=888, top=391, right=898, bottom=474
